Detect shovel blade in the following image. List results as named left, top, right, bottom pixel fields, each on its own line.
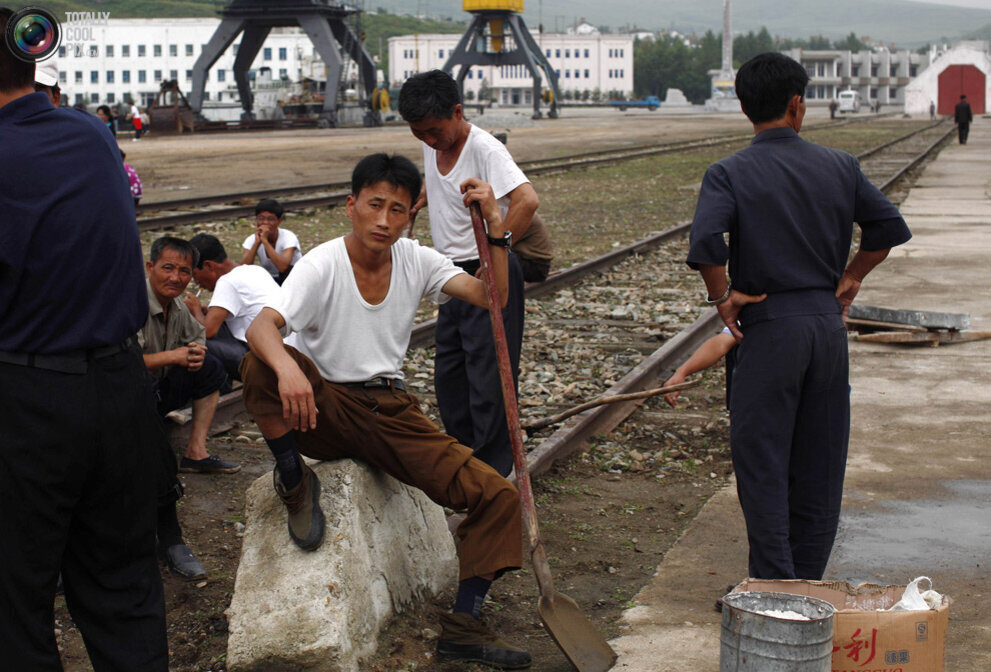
left=538, top=590, right=617, bottom=672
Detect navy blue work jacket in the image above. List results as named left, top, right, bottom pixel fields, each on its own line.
left=0, top=92, right=148, bottom=353
left=687, top=127, right=911, bottom=300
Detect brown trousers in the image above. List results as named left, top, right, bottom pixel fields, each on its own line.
left=240, top=348, right=522, bottom=581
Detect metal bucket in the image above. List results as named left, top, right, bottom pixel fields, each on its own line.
left=720, top=591, right=835, bottom=672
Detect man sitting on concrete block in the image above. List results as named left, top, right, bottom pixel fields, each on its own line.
left=240, top=153, right=530, bottom=669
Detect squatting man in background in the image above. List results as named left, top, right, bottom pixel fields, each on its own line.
left=240, top=153, right=531, bottom=668
left=687, top=52, right=910, bottom=586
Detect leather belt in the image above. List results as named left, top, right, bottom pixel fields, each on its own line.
left=340, top=377, right=406, bottom=392
left=0, top=335, right=138, bottom=375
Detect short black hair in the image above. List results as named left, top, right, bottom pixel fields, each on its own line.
left=397, top=70, right=461, bottom=122
left=189, top=233, right=227, bottom=268
left=735, top=52, right=809, bottom=124
left=150, top=235, right=199, bottom=267
left=0, top=7, right=36, bottom=94
left=254, top=198, right=284, bottom=218
left=351, top=153, right=421, bottom=207
left=960, top=94, right=967, bottom=100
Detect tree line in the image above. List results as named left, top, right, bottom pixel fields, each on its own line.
left=634, top=27, right=871, bottom=103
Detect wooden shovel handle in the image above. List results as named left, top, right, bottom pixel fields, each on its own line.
left=468, top=203, right=556, bottom=594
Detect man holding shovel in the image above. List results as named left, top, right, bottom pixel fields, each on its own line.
left=399, top=70, right=539, bottom=477
left=240, top=153, right=530, bottom=669
left=687, top=53, right=911, bottom=581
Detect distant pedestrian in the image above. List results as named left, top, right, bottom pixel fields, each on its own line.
left=828, top=99, right=837, bottom=120
left=955, top=94, right=972, bottom=145
left=128, top=100, right=143, bottom=140
left=97, top=104, right=116, bottom=137
left=929, top=100, right=936, bottom=121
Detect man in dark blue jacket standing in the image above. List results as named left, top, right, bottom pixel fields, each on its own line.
left=0, top=9, right=167, bottom=669
left=687, top=53, right=912, bottom=581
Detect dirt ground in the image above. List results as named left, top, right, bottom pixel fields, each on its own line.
left=55, top=107, right=927, bottom=671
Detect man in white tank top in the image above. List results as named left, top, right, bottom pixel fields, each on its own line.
left=240, top=154, right=531, bottom=669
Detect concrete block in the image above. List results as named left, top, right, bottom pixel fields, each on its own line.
left=226, top=460, right=458, bottom=672
left=848, top=304, right=970, bottom=330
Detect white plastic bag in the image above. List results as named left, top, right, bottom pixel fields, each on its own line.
left=887, top=576, right=942, bottom=611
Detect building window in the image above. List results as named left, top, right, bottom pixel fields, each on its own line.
left=74, top=93, right=83, bottom=105
left=138, top=45, right=146, bottom=57
left=565, top=49, right=570, bottom=57
left=204, top=92, right=210, bottom=101
left=170, top=69, right=177, bottom=80
left=545, top=49, right=550, bottom=57
left=218, top=92, right=223, bottom=101
left=889, top=65, right=897, bottom=76
left=555, top=49, right=560, bottom=57
left=233, top=44, right=239, bottom=56
left=279, top=47, right=287, bottom=60
left=851, top=65, right=859, bottom=77
left=89, top=45, right=98, bottom=57
left=584, top=69, right=589, bottom=78
left=279, top=68, right=287, bottom=78
left=608, top=49, right=613, bottom=57
left=58, top=71, right=66, bottom=83
left=75, top=71, right=82, bottom=84
left=870, top=65, right=878, bottom=77
left=264, top=47, right=272, bottom=60
left=439, top=49, right=444, bottom=58
left=106, top=45, right=114, bottom=57
left=186, top=44, right=194, bottom=56
left=170, top=44, right=177, bottom=57
left=106, top=70, right=114, bottom=83
left=107, top=93, right=115, bottom=103
left=909, top=64, right=918, bottom=77
left=217, top=69, right=225, bottom=82
left=154, top=70, right=162, bottom=82
left=584, top=49, right=589, bottom=58
left=621, top=48, right=624, bottom=57
left=186, top=70, right=193, bottom=80
left=467, top=69, right=473, bottom=79
left=122, top=45, right=130, bottom=57
left=122, top=70, right=130, bottom=83
left=153, top=45, right=161, bottom=57
left=138, top=70, right=146, bottom=83
left=90, top=71, right=98, bottom=83
left=58, top=46, right=65, bottom=58
left=90, top=93, right=98, bottom=104
left=870, top=86, right=878, bottom=98
left=574, top=69, right=580, bottom=78
left=555, top=69, right=560, bottom=77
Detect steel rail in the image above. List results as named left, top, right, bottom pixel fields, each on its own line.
left=165, top=119, right=945, bottom=448
left=137, top=115, right=886, bottom=231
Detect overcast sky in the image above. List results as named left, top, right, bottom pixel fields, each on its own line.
left=905, top=0, right=991, bottom=8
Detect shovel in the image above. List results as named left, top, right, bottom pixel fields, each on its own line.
left=469, top=202, right=617, bottom=672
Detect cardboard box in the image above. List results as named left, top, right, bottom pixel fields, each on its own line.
left=733, top=579, right=949, bottom=672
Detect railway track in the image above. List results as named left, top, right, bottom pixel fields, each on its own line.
left=167, top=120, right=954, bottom=461
left=135, top=114, right=902, bottom=232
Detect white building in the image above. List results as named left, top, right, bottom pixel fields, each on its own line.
left=388, top=30, right=634, bottom=106
left=52, top=18, right=320, bottom=111
left=780, top=48, right=929, bottom=107
left=905, top=41, right=990, bottom=116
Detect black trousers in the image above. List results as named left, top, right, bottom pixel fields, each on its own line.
left=434, top=253, right=525, bottom=477
left=958, top=123, right=970, bottom=144
left=0, top=348, right=167, bottom=671
left=152, top=351, right=226, bottom=415
left=729, top=313, right=850, bottom=581
left=206, top=323, right=249, bottom=383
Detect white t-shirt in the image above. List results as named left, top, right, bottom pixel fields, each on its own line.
left=423, top=124, right=529, bottom=262
left=209, top=265, right=281, bottom=342
left=269, top=237, right=463, bottom=382
left=242, top=228, right=303, bottom=278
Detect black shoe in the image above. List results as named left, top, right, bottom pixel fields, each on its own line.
left=180, top=454, right=241, bottom=474
left=437, top=612, right=531, bottom=669
left=274, top=461, right=325, bottom=551
left=161, top=543, right=207, bottom=580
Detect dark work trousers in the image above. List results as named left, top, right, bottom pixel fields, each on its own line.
left=206, top=322, right=249, bottom=383
left=729, top=313, right=850, bottom=580
left=240, top=347, right=523, bottom=581
left=152, top=350, right=227, bottom=415
left=958, top=123, right=970, bottom=144
left=434, top=254, right=524, bottom=477
left=0, top=348, right=168, bottom=671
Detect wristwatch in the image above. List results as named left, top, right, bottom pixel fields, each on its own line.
left=487, top=231, right=512, bottom=248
